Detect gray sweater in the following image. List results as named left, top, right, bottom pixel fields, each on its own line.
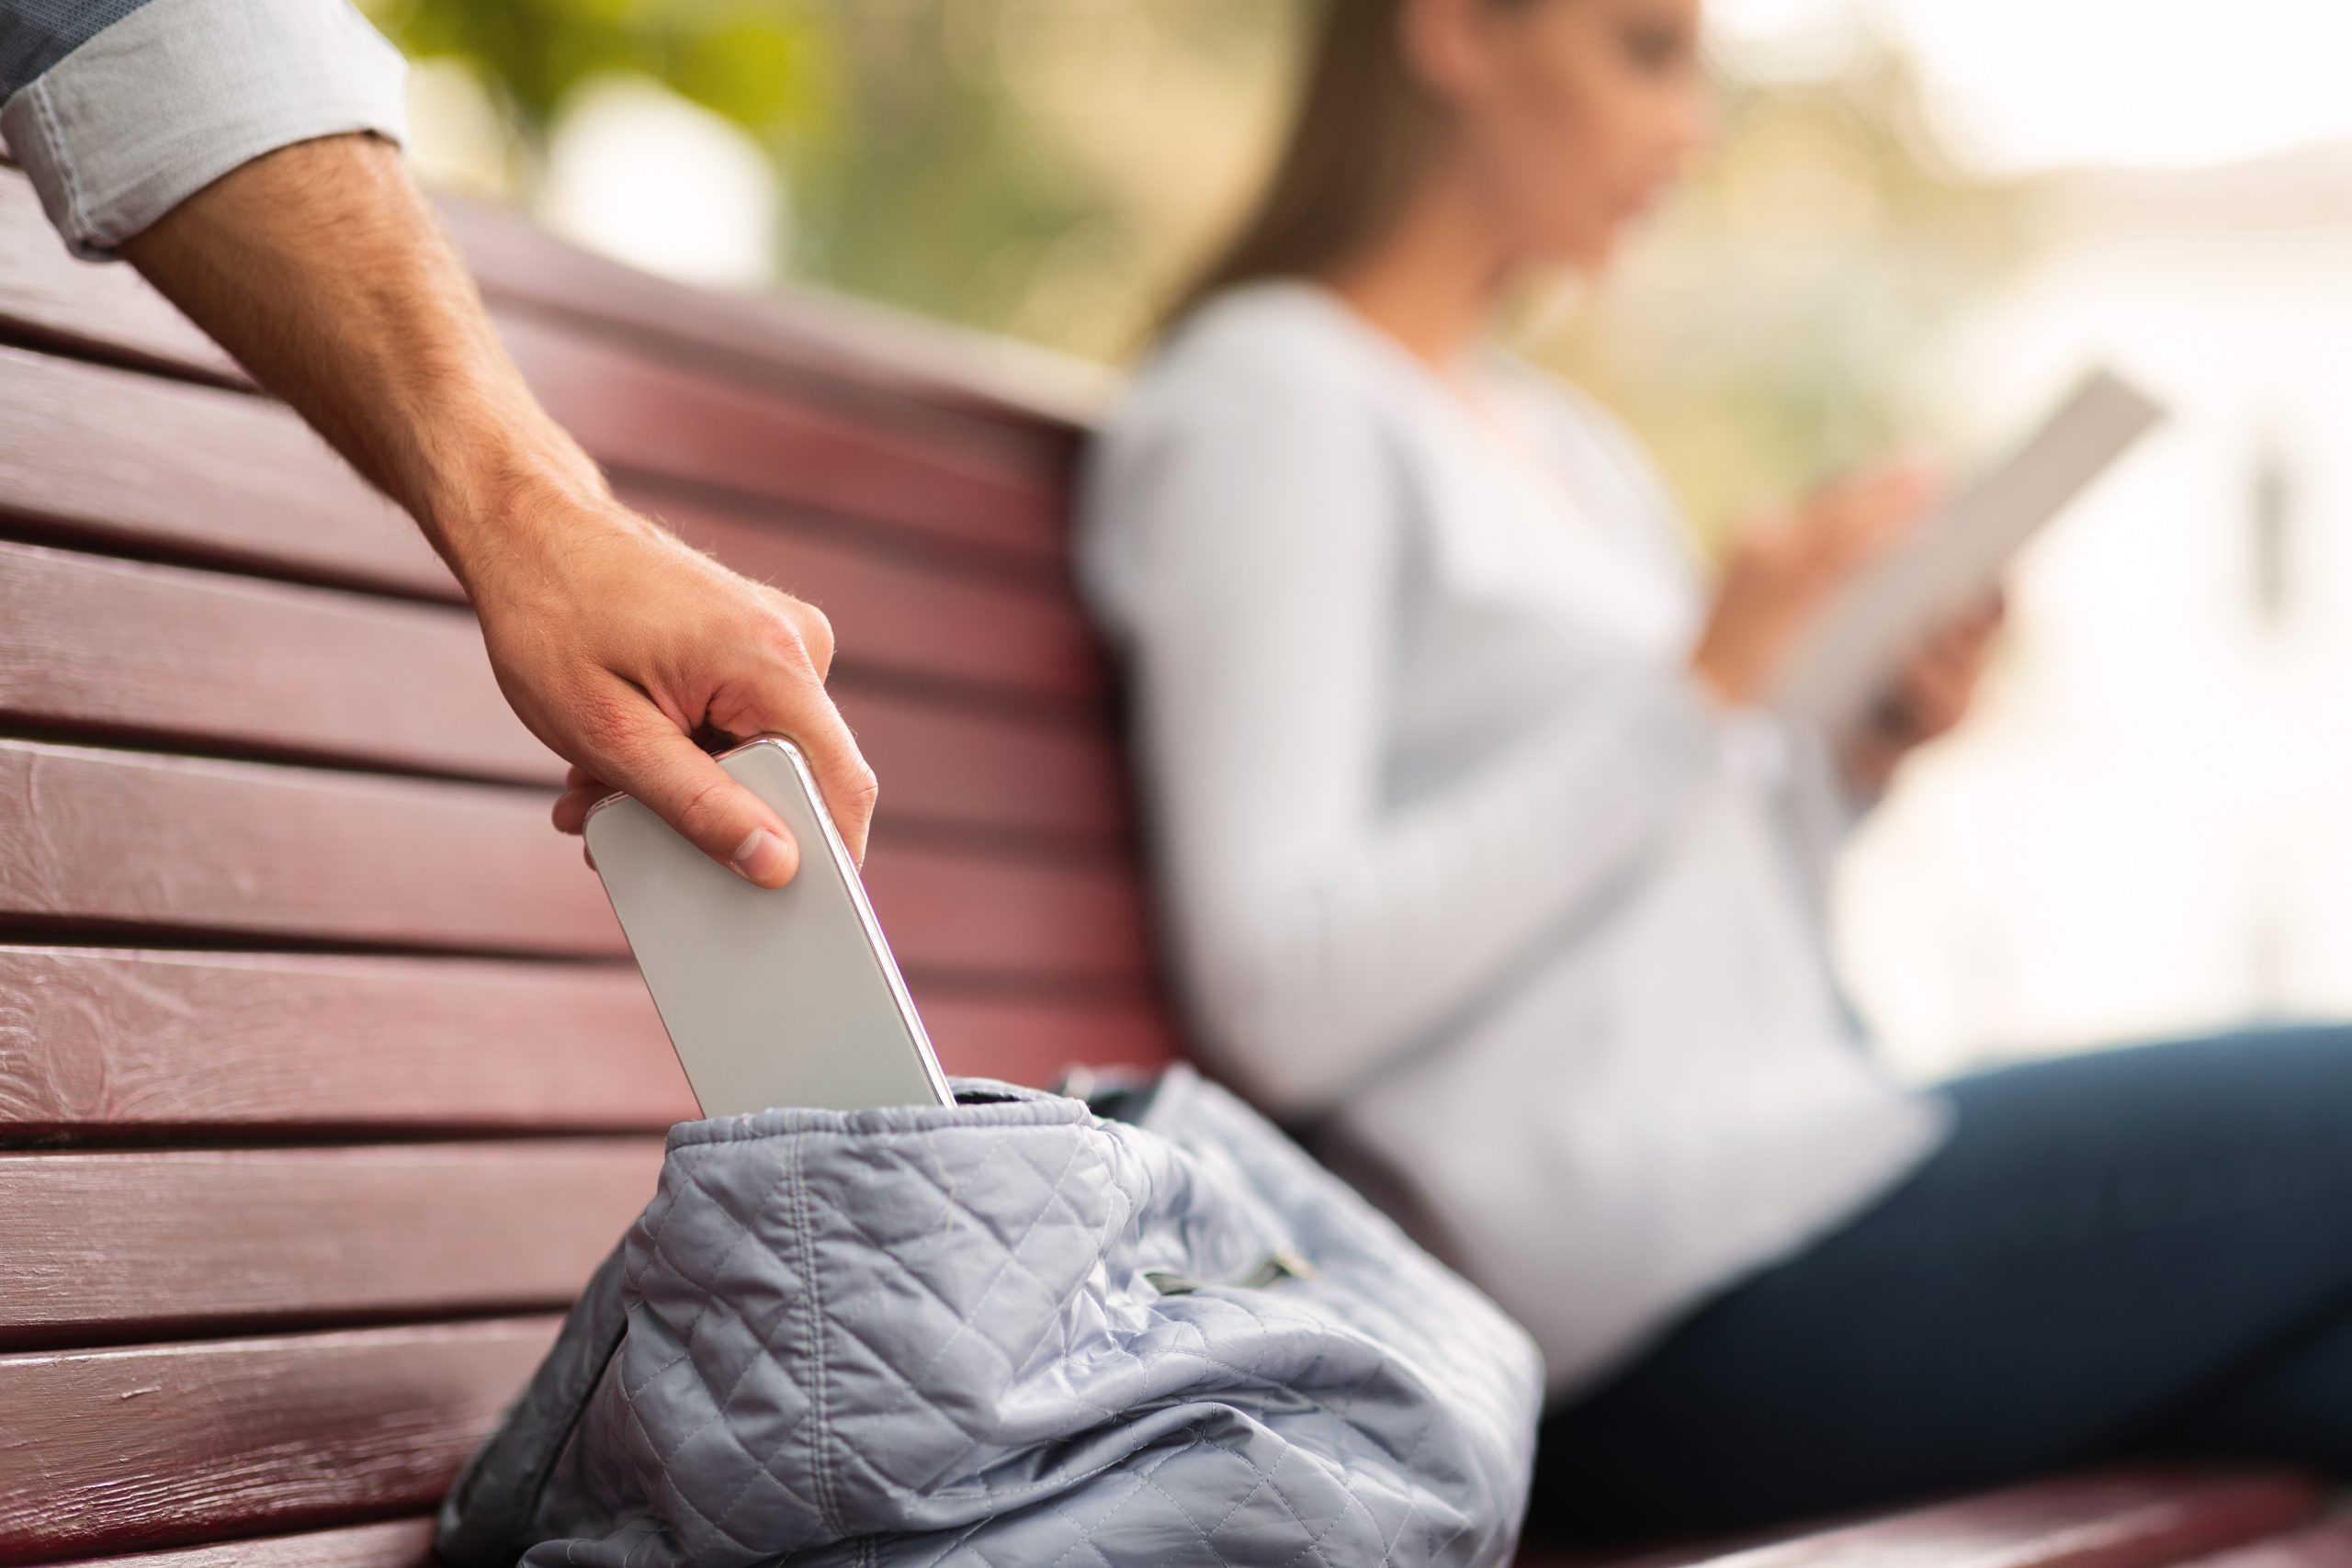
left=1078, top=282, right=1947, bottom=1393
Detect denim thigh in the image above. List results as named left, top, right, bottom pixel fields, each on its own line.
left=1528, top=1023, right=2352, bottom=1543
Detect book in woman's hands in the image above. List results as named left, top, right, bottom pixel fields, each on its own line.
left=1773, top=367, right=2166, bottom=733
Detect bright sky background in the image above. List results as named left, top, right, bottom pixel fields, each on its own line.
left=1712, top=0, right=2352, bottom=174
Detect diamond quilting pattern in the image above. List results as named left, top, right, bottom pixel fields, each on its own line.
left=438, top=1070, right=1541, bottom=1568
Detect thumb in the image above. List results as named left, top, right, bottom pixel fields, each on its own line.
left=587, top=703, right=801, bottom=888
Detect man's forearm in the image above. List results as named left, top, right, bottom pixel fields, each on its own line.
left=107, top=121, right=879, bottom=886
left=118, top=131, right=614, bottom=598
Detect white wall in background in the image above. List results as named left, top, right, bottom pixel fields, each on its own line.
left=1835, top=156, right=2352, bottom=1078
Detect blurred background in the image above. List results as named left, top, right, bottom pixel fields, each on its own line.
left=363, top=0, right=2352, bottom=1082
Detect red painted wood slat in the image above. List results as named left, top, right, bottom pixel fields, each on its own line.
left=0, top=947, right=690, bottom=1134
left=437, top=193, right=1106, bottom=441
left=0, top=539, right=548, bottom=783
left=0, top=347, right=1109, bottom=705
left=0, top=345, right=438, bottom=595
left=0, top=184, right=1072, bottom=567
left=0, top=539, right=1128, bottom=840
left=647, top=491, right=1109, bottom=707
left=0, top=947, right=1177, bottom=1138
left=1579, top=1471, right=2324, bottom=1568
left=42, top=1518, right=436, bottom=1568
left=0, top=1142, right=661, bottom=1345
left=496, top=312, right=1067, bottom=563
left=0, top=174, right=243, bottom=384
left=922, top=986, right=1182, bottom=1088
left=2175, top=1519, right=2352, bottom=1566
left=0, top=740, right=1154, bottom=981
left=0, top=168, right=1099, bottom=446
left=0, top=1319, right=557, bottom=1564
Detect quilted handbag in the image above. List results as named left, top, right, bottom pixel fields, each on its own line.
left=436, top=1066, right=1543, bottom=1568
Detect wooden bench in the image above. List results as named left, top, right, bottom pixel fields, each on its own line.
left=0, top=164, right=2332, bottom=1566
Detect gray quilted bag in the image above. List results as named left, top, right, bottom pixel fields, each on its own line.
left=437, top=1066, right=1542, bottom=1568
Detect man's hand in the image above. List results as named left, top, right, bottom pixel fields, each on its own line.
left=477, top=500, right=876, bottom=881
left=119, top=132, right=875, bottom=885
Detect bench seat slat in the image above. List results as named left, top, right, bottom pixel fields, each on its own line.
left=0, top=1142, right=662, bottom=1345
left=0, top=947, right=1176, bottom=1136
left=0, top=173, right=242, bottom=385
left=0, top=169, right=1091, bottom=457
left=437, top=193, right=1108, bottom=441
left=40, top=1518, right=436, bottom=1568
left=0, top=540, right=1128, bottom=841
left=0, top=1319, right=555, bottom=1565
left=0, top=348, right=1109, bottom=704
left=2175, top=1519, right=2352, bottom=1566
left=1591, top=1472, right=2324, bottom=1568
left=499, top=312, right=1066, bottom=561
left=0, top=740, right=1153, bottom=981
left=0, top=178, right=1069, bottom=567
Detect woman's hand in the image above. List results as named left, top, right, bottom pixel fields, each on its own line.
left=470, top=500, right=878, bottom=888
left=1841, top=592, right=2007, bottom=798
left=1690, top=460, right=1938, bottom=707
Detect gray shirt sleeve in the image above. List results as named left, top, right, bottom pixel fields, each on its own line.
left=0, top=0, right=407, bottom=259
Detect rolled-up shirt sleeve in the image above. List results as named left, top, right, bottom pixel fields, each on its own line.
left=0, top=0, right=407, bottom=259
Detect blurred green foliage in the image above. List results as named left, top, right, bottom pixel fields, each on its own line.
left=359, top=0, right=1251, bottom=346
left=362, top=0, right=2027, bottom=537
left=364, top=0, right=830, bottom=142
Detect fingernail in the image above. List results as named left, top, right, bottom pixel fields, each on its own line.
left=729, top=828, right=792, bottom=886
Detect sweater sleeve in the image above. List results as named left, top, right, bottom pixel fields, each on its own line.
left=0, top=0, right=407, bottom=259
left=1080, top=344, right=1735, bottom=1119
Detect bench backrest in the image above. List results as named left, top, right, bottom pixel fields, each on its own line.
left=0, top=169, right=1176, bottom=1565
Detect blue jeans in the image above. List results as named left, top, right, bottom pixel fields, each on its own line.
left=1527, top=1024, right=2352, bottom=1546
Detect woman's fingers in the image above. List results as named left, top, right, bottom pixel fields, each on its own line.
left=1691, top=457, right=1941, bottom=707
left=1808, top=461, right=1937, bottom=581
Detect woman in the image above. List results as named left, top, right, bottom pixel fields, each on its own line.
left=1077, top=0, right=2352, bottom=1545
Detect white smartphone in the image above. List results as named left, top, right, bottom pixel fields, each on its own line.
left=582, top=736, right=954, bottom=1116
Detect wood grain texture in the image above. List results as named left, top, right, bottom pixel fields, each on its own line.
left=0, top=739, right=613, bottom=955
left=0, top=1141, right=660, bottom=1344
left=40, top=1519, right=436, bottom=1568
left=0, top=540, right=548, bottom=783
left=2175, top=1519, right=2352, bottom=1567
left=0, top=349, right=1110, bottom=705
left=438, top=192, right=1108, bottom=438
left=0, top=1318, right=557, bottom=1564
left=0, top=948, right=692, bottom=1134
left=1605, top=1471, right=2324, bottom=1568
left=647, top=491, right=1109, bottom=707
left=0, top=947, right=1177, bottom=1137
left=0, top=539, right=1128, bottom=839
left=0, top=168, right=1101, bottom=439
left=922, top=987, right=1182, bottom=1087
left=497, top=313, right=1066, bottom=563
left=0, top=345, right=438, bottom=596
left=0, top=175, right=243, bottom=385
left=0, top=197, right=1067, bottom=569
left=0, top=740, right=1154, bottom=981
